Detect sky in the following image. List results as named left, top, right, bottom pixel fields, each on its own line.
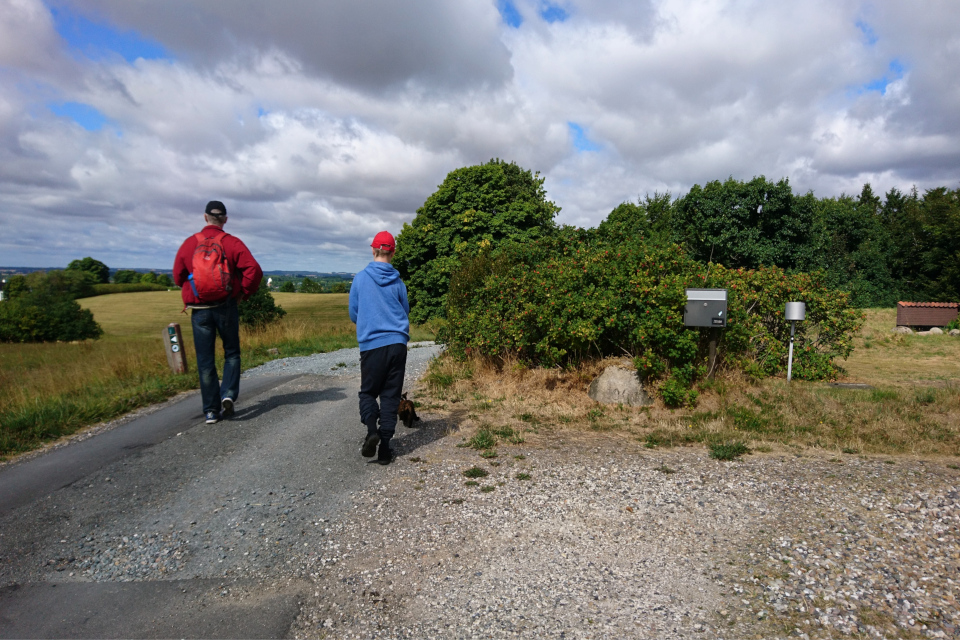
left=0, top=0, right=958, bottom=272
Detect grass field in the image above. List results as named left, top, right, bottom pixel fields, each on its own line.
left=1, top=291, right=432, bottom=459
left=420, top=308, right=960, bottom=458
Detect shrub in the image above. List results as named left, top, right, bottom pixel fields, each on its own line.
left=279, top=281, right=296, bottom=293
left=0, top=270, right=103, bottom=342
left=238, top=280, right=287, bottom=329
left=444, top=229, right=862, bottom=403
left=0, top=298, right=102, bottom=342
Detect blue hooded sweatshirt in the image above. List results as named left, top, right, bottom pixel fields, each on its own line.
left=349, top=261, right=410, bottom=351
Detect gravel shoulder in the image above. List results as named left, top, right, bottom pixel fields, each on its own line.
left=1, top=343, right=957, bottom=639
left=288, top=420, right=960, bottom=640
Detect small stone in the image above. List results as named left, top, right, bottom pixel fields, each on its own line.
left=891, top=326, right=913, bottom=334
left=267, top=348, right=280, bottom=355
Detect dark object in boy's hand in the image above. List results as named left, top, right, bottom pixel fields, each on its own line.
left=398, top=392, right=421, bottom=428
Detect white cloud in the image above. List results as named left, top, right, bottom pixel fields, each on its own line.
left=0, top=0, right=958, bottom=269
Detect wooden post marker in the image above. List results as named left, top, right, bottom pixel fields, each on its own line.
left=164, top=323, right=188, bottom=374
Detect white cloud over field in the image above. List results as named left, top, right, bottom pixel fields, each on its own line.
left=0, top=0, right=958, bottom=270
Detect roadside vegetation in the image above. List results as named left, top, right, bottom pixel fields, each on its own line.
left=420, top=309, right=960, bottom=459
left=0, top=291, right=433, bottom=458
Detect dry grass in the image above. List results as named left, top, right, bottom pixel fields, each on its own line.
left=2, top=291, right=432, bottom=457
left=418, top=310, right=960, bottom=458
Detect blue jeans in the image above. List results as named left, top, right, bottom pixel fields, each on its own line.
left=191, top=299, right=241, bottom=414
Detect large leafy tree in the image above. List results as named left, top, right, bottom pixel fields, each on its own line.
left=66, top=257, right=110, bottom=284
left=671, top=176, right=816, bottom=271
left=395, top=159, right=560, bottom=323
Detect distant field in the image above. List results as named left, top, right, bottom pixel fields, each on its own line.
left=1, top=291, right=432, bottom=458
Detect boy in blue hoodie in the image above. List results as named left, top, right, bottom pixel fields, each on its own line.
left=349, top=231, right=410, bottom=465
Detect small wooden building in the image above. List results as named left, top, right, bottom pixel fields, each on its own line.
left=896, top=301, right=960, bottom=328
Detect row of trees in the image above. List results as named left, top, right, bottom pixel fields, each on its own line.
left=277, top=278, right=350, bottom=294
left=397, top=162, right=960, bottom=321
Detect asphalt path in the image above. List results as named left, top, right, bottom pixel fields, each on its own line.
left=0, top=369, right=440, bottom=638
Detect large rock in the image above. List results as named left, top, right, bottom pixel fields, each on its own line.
left=892, top=326, right=913, bottom=334
left=950, top=329, right=960, bottom=337
left=588, top=366, right=651, bottom=406
left=929, top=327, right=944, bottom=335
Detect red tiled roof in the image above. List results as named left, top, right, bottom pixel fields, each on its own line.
left=897, top=301, right=960, bottom=308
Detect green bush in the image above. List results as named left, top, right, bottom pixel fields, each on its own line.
left=0, top=270, right=103, bottom=342
left=444, top=229, right=862, bottom=403
left=238, top=279, right=286, bottom=329
left=0, top=298, right=102, bottom=342
left=279, top=281, right=296, bottom=293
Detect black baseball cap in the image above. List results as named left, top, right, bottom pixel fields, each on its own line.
left=205, top=200, right=227, bottom=216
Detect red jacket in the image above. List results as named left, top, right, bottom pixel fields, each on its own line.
left=173, top=225, right=263, bottom=306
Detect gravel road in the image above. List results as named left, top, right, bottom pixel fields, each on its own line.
left=2, top=343, right=957, bottom=639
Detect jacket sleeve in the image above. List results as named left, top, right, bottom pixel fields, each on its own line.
left=348, top=275, right=359, bottom=323
left=399, top=282, right=410, bottom=316
left=228, top=236, right=263, bottom=299
left=173, top=238, right=193, bottom=287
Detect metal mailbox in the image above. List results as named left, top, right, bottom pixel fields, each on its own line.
left=684, top=289, right=727, bottom=328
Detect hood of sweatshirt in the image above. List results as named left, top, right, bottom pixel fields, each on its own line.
left=363, top=261, right=401, bottom=286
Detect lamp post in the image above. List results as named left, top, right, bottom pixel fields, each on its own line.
left=785, top=302, right=806, bottom=382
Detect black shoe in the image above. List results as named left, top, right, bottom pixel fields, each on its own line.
left=377, top=443, right=394, bottom=466
left=361, top=432, right=380, bottom=458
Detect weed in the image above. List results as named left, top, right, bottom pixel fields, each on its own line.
left=841, top=447, right=858, bottom=454
left=587, top=408, right=604, bottom=421
left=463, top=466, right=489, bottom=478
left=644, top=434, right=662, bottom=449
left=727, top=405, right=766, bottom=432
left=948, top=464, right=959, bottom=470
left=480, top=485, right=495, bottom=493
left=464, top=480, right=479, bottom=487
left=657, top=465, right=676, bottom=474
left=480, top=449, right=498, bottom=459
left=710, top=441, right=750, bottom=461
left=408, top=457, right=423, bottom=463
left=468, top=428, right=497, bottom=450
left=492, top=426, right=516, bottom=439
left=514, top=454, right=526, bottom=460
left=558, top=415, right=573, bottom=423
left=516, top=472, right=531, bottom=480
left=884, top=460, right=895, bottom=465
left=869, top=389, right=899, bottom=402
left=450, top=498, right=464, bottom=504
left=914, top=389, right=937, bottom=405
left=335, top=362, right=347, bottom=368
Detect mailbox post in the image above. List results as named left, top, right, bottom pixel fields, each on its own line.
left=785, top=302, right=805, bottom=382
left=684, top=289, right=728, bottom=379
left=164, top=323, right=188, bottom=374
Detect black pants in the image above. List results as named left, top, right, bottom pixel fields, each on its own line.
left=358, top=343, right=407, bottom=440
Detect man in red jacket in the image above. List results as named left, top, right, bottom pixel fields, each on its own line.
left=173, top=201, right=262, bottom=424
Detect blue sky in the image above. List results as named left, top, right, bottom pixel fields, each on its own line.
left=0, top=0, right=957, bottom=271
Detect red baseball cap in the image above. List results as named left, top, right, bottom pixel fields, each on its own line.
left=371, top=231, right=396, bottom=251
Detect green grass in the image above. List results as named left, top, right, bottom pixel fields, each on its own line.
left=463, top=466, right=489, bottom=479
left=709, top=441, right=750, bottom=461
left=1, top=291, right=433, bottom=459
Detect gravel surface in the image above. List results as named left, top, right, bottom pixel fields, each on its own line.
left=243, top=342, right=441, bottom=380
left=3, top=343, right=958, bottom=639
left=285, top=434, right=959, bottom=640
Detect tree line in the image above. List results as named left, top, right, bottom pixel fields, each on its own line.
left=397, top=162, right=959, bottom=322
